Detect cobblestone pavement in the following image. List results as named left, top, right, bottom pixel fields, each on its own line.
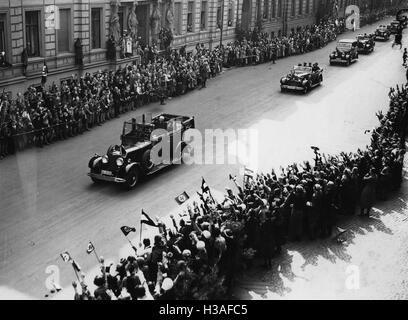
left=235, top=154, right=408, bottom=300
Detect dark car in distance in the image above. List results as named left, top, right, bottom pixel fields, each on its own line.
left=389, top=20, right=403, bottom=34
left=88, top=113, right=195, bottom=189
left=356, top=34, right=375, bottom=54
left=374, top=25, right=390, bottom=41
left=330, top=39, right=359, bottom=66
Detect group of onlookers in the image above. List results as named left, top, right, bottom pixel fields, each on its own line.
left=70, top=78, right=407, bottom=299
left=0, top=17, right=350, bottom=160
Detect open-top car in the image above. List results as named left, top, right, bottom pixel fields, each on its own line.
left=280, top=64, right=323, bottom=94
left=374, top=25, right=390, bottom=41
left=356, top=34, right=375, bottom=53
left=329, top=39, right=359, bottom=66
left=88, top=113, right=195, bottom=189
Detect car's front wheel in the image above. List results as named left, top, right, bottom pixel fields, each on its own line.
left=303, top=84, right=310, bottom=94
left=91, top=176, right=102, bottom=184
left=142, top=149, right=155, bottom=172
left=281, top=86, right=286, bottom=93
left=125, top=168, right=139, bottom=189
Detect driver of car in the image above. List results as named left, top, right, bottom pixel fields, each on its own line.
left=111, top=145, right=123, bottom=156
left=312, top=63, right=320, bottom=72
left=154, top=115, right=167, bottom=129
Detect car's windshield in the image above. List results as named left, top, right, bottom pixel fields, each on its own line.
left=293, top=66, right=312, bottom=74
left=337, top=42, right=352, bottom=51
left=107, top=144, right=125, bottom=156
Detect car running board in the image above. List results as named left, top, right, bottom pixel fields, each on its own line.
left=146, top=163, right=171, bottom=175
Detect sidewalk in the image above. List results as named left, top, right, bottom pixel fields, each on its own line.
left=235, top=146, right=408, bottom=300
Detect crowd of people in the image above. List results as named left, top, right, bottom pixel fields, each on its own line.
left=0, top=18, right=349, bottom=160
left=69, top=72, right=407, bottom=300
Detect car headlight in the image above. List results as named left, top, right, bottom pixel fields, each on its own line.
left=116, top=157, right=124, bottom=166
left=302, top=80, right=308, bottom=84
left=102, top=155, right=108, bottom=164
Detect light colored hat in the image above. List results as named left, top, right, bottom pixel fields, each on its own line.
left=161, top=278, right=174, bottom=291
left=202, top=230, right=211, bottom=239
left=196, top=241, right=206, bottom=250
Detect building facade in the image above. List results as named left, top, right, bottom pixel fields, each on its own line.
left=0, top=0, right=357, bottom=93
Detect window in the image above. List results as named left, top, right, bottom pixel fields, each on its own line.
left=57, top=9, right=70, bottom=53
left=227, top=0, right=233, bottom=26
left=91, top=8, right=101, bottom=49
left=174, top=2, right=182, bottom=35
left=200, top=1, right=207, bottom=30
left=256, top=0, right=261, bottom=20
left=306, top=0, right=310, bottom=14
left=0, top=14, right=6, bottom=55
left=271, top=0, right=276, bottom=18
left=291, top=0, right=296, bottom=16
left=187, top=2, right=194, bottom=32
left=25, top=11, right=40, bottom=57
left=217, top=0, right=222, bottom=29
left=277, top=0, right=282, bottom=17
left=299, top=0, right=303, bottom=15
left=118, top=8, right=125, bottom=37
left=263, top=0, right=269, bottom=19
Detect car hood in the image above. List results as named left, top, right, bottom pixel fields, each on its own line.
left=123, top=141, right=152, bottom=153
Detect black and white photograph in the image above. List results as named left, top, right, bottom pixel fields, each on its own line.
left=1, top=0, right=408, bottom=309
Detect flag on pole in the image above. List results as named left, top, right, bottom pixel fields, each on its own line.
left=175, top=191, right=190, bottom=205
left=86, top=241, right=95, bottom=254
left=60, top=251, right=72, bottom=263
left=201, top=178, right=210, bottom=194
left=244, top=166, right=254, bottom=178
left=141, top=210, right=158, bottom=227
left=72, top=260, right=81, bottom=272
left=120, top=225, right=136, bottom=236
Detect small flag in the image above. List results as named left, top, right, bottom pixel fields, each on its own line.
left=86, top=241, right=95, bottom=254
left=72, top=260, right=81, bottom=272
left=175, top=191, right=190, bottom=205
left=120, top=225, right=136, bottom=236
left=141, top=210, right=158, bottom=227
left=229, top=174, right=237, bottom=181
left=244, top=167, right=254, bottom=177
left=201, top=178, right=210, bottom=193
left=60, top=251, right=72, bottom=263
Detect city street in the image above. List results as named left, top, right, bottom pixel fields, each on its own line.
left=1, top=17, right=407, bottom=299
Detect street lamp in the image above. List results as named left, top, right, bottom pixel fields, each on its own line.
left=220, top=0, right=225, bottom=47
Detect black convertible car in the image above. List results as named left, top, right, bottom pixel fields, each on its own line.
left=88, top=113, right=195, bottom=188
left=280, top=64, right=323, bottom=94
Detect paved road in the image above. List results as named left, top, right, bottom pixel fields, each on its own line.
left=0, top=18, right=406, bottom=299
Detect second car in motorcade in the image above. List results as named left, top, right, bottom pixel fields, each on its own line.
left=389, top=20, right=403, bottom=34
left=356, top=34, right=375, bottom=54
left=329, top=39, right=359, bottom=66
left=374, top=25, right=390, bottom=41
